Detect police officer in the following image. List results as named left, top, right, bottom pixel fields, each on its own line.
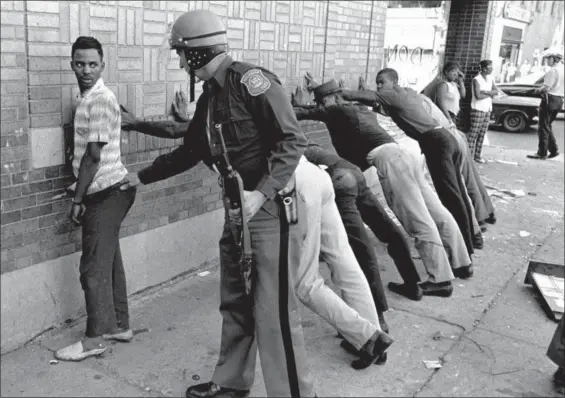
left=527, top=48, right=564, bottom=160
left=120, top=10, right=315, bottom=398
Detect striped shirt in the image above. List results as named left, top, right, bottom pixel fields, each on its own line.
left=70, top=78, right=127, bottom=195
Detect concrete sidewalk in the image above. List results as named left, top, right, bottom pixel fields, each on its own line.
left=1, top=145, right=564, bottom=398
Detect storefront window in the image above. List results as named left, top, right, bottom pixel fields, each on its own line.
left=384, top=0, right=449, bottom=91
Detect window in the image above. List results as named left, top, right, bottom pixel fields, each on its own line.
left=387, top=1, right=442, bottom=8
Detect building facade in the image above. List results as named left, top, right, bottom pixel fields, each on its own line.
left=1, top=0, right=390, bottom=354
left=488, top=0, right=564, bottom=82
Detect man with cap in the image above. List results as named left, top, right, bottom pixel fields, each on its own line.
left=293, top=76, right=472, bottom=302
left=527, top=48, right=564, bottom=160
left=341, top=68, right=476, bottom=260
left=119, top=10, right=315, bottom=398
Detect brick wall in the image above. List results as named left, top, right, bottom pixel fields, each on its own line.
left=1, top=0, right=389, bottom=275
left=443, top=0, right=495, bottom=130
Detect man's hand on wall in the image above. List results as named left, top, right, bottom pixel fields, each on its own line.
left=304, top=71, right=320, bottom=92
left=358, top=76, right=368, bottom=91
left=291, top=85, right=309, bottom=106
left=120, top=172, right=143, bottom=190
left=171, top=91, right=191, bottom=123
left=120, top=105, right=138, bottom=130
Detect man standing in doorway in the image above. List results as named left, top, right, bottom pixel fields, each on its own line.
left=55, top=37, right=136, bottom=361
left=527, top=48, right=564, bottom=160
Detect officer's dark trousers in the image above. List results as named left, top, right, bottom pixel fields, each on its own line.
left=537, top=94, right=563, bottom=157
left=419, top=128, right=475, bottom=256
left=328, top=161, right=419, bottom=308
left=212, top=200, right=315, bottom=397
left=80, top=184, right=136, bottom=338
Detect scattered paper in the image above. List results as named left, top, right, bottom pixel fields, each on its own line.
left=495, top=160, right=518, bottom=166
left=504, top=189, right=525, bottom=197
left=423, top=360, right=442, bottom=369
left=519, top=231, right=531, bottom=237
left=49, top=360, right=58, bottom=365
left=198, top=271, right=211, bottom=277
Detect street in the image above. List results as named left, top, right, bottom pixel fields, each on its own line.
left=487, top=116, right=564, bottom=152
left=1, top=128, right=564, bottom=397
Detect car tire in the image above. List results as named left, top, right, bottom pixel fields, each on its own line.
left=502, top=112, right=527, bottom=133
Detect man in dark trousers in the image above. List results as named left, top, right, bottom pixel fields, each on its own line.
left=291, top=78, right=472, bottom=302
left=119, top=10, right=315, bottom=398
left=527, top=48, right=563, bottom=160
left=55, top=36, right=136, bottom=362
left=341, top=68, right=476, bottom=259
left=290, top=86, right=422, bottom=306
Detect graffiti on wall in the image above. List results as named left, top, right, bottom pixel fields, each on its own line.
left=384, top=44, right=442, bottom=91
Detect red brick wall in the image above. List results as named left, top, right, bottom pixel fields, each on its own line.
left=1, top=0, right=388, bottom=275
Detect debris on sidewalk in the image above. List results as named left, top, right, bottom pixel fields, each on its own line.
left=524, top=261, right=564, bottom=321
left=198, top=271, right=211, bottom=277
left=423, top=360, right=443, bottom=369
left=519, top=231, right=531, bottom=237
left=432, top=331, right=443, bottom=340
left=49, top=359, right=58, bottom=365
left=495, top=159, right=519, bottom=166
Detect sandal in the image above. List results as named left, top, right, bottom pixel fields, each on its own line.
left=54, top=340, right=106, bottom=362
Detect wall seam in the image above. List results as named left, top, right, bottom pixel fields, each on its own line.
left=321, top=0, right=330, bottom=81
left=364, top=0, right=375, bottom=82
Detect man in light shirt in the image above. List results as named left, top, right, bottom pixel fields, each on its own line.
left=55, top=37, right=136, bottom=362
left=527, top=49, right=564, bottom=160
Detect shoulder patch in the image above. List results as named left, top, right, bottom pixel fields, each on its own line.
left=241, top=69, right=271, bottom=96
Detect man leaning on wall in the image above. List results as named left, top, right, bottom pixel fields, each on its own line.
left=54, top=36, right=137, bottom=362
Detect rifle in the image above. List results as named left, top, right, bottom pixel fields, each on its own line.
left=216, top=125, right=254, bottom=296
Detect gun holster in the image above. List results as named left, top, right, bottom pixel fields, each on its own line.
left=278, top=173, right=299, bottom=225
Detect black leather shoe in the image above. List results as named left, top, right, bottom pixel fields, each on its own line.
left=485, top=213, right=497, bottom=225
left=351, top=331, right=393, bottom=370
left=186, top=382, right=249, bottom=398
left=527, top=153, right=547, bottom=160
left=548, top=152, right=560, bottom=159
left=388, top=282, right=423, bottom=301
left=340, top=339, right=387, bottom=365
left=472, top=233, right=484, bottom=250
left=453, top=264, right=474, bottom=279
left=419, top=281, right=453, bottom=297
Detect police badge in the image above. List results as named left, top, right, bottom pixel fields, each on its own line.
left=241, top=69, right=271, bottom=96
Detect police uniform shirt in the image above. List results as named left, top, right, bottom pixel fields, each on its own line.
left=138, top=56, right=307, bottom=201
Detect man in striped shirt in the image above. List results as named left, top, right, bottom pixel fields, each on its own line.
left=55, top=36, right=136, bottom=362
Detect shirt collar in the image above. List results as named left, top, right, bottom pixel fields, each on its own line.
left=209, top=55, right=233, bottom=89
left=79, top=78, right=105, bottom=99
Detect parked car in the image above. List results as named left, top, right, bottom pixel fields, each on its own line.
left=491, top=72, right=564, bottom=133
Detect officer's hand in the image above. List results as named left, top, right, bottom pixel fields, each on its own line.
left=278, top=174, right=296, bottom=197
left=120, top=105, right=138, bottom=130
left=171, top=91, right=191, bottom=123
left=304, top=71, right=320, bottom=92
left=119, top=173, right=142, bottom=191
left=69, top=202, right=86, bottom=226
left=242, top=190, right=267, bottom=222
left=291, top=85, right=308, bottom=106
left=358, top=76, right=368, bottom=91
